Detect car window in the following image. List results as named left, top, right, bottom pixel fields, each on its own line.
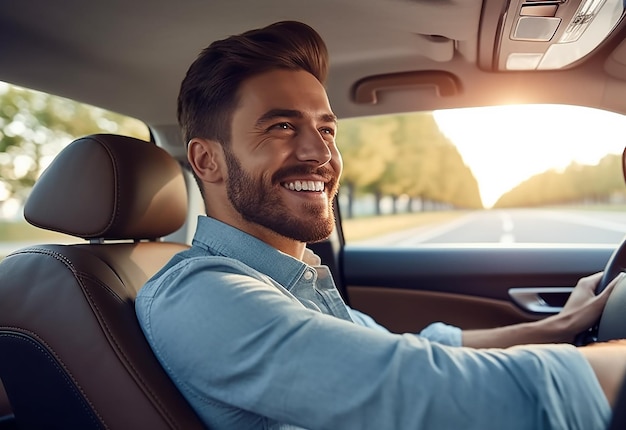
left=0, top=81, right=150, bottom=258
left=338, top=105, right=626, bottom=247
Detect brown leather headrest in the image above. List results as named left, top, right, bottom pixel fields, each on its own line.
left=24, top=134, right=187, bottom=240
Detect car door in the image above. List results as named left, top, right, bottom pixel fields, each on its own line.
left=341, top=240, right=614, bottom=334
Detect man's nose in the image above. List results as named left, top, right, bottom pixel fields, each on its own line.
left=295, top=128, right=332, bottom=166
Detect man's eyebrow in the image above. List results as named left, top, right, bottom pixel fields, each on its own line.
left=255, top=109, right=303, bottom=127
left=321, top=113, right=338, bottom=124
left=255, top=109, right=337, bottom=127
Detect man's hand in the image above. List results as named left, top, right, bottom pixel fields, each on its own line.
left=462, top=272, right=625, bottom=348
left=548, top=271, right=624, bottom=343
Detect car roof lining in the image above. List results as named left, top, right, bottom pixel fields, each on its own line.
left=1, top=0, right=626, bottom=128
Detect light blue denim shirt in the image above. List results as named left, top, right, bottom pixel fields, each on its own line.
left=136, top=216, right=611, bottom=430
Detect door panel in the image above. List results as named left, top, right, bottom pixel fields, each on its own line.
left=348, top=287, right=543, bottom=333
left=341, top=246, right=614, bottom=332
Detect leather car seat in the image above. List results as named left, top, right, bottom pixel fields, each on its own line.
left=0, top=134, right=205, bottom=429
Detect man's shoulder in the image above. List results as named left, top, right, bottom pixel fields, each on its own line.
left=138, top=252, right=280, bottom=300
left=135, top=251, right=303, bottom=335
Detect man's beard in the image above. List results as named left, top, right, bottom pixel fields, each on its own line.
left=223, top=149, right=338, bottom=243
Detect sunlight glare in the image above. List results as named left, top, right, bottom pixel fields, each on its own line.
left=434, top=105, right=626, bottom=208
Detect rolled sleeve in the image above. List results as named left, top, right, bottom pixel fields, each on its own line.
left=348, top=308, right=462, bottom=347
left=418, top=321, right=463, bottom=346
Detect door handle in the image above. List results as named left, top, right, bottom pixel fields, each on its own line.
left=508, top=287, right=573, bottom=314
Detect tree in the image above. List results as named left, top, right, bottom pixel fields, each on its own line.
left=493, top=153, right=624, bottom=208
left=339, top=115, right=398, bottom=217
left=0, top=82, right=149, bottom=213
left=338, top=111, right=483, bottom=215
left=379, top=112, right=482, bottom=211
left=384, top=113, right=441, bottom=212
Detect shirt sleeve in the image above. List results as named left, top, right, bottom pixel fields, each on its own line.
left=417, top=321, right=463, bottom=346
left=348, top=307, right=462, bottom=346
left=347, top=307, right=390, bottom=332
left=137, top=257, right=611, bottom=430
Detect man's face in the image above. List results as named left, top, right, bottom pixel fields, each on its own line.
left=225, top=69, right=342, bottom=243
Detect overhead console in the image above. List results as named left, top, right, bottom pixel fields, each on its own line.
left=480, top=0, right=626, bottom=70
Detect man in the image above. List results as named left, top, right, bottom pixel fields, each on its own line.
left=136, top=20, right=626, bottom=429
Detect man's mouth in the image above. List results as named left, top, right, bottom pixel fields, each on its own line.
left=282, top=180, right=325, bottom=192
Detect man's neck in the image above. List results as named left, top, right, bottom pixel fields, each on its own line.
left=206, top=213, right=306, bottom=260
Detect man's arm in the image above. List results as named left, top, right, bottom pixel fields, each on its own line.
left=305, top=246, right=623, bottom=349
left=462, top=272, right=624, bottom=348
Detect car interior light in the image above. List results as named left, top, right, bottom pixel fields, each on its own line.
left=513, top=16, right=561, bottom=41
left=520, top=4, right=559, bottom=17
left=506, top=52, right=544, bottom=70
left=491, top=0, right=626, bottom=71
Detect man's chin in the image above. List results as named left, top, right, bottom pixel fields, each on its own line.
left=275, top=220, right=334, bottom=243
left=236, top=199, right=335, bottom=242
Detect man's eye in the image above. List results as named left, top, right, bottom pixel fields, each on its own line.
left=320, top=127, right=335, bottom=136
left=270, top=122, right=292, bottom=131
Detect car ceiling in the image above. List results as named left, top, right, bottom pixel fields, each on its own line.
left=2, top=0, right=626, bottom=148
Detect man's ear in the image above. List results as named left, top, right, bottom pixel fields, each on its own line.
left=187, top=138, right=225, bottom=183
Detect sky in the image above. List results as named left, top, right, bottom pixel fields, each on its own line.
left=433, top=104, right=626, bottom=208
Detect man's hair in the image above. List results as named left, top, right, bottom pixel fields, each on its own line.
left=177, top=20, right=329, bottom=147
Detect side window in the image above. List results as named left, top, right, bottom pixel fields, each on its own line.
left=338, top=106, right=626, bottom=247
left=0, top=82, right=150, bottom=258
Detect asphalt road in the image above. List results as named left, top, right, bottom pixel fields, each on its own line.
left=353, top=208, right=626, bottom=247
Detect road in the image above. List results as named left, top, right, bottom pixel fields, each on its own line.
left=353, top=208, right=626, bottom=247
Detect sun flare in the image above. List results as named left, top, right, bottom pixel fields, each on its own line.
left=434, top=104, right=626, bottom=208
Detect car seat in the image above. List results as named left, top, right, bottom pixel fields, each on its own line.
left=0, top=134, right=205, bottom=429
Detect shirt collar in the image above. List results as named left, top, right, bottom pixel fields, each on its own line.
left=191, top=215, right=309, bottom=290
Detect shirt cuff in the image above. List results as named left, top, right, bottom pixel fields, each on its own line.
left=418, top=321, right=462, bottom=346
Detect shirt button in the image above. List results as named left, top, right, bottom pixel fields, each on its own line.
left=303, top=270, right=314, bottom=281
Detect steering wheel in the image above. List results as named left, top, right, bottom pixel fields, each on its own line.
left=574, top=236, right=626, bottom=345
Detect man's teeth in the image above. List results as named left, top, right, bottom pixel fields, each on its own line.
left=283, top=180, right=325, bottom=192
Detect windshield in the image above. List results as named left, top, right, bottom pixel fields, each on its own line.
left=338, top=105, right=626, bottom=247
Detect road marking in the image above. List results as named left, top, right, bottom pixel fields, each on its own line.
left=501, top=212, right=514, bottom=232
left=500, top=233, right=515, bottom=243
left=499, top=212, right=515, bottom=243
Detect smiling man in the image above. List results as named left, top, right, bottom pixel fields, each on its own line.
left=136, top=20, right=626, bottom=429
left=200, top=68, right=341, bottom=252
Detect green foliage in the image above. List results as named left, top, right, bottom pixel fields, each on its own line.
left=0, top=82, right=149, bottom=207
left=494, top=154, right=624, bottom=208
left=338, top=112, right=484, bottom=217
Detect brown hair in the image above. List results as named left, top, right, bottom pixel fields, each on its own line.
left=177, top=20, right=329, bottom=147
